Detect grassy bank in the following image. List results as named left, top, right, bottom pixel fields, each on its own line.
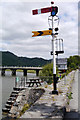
left=5, top=69, right=36, bottom=73
left=27, top=70, right=36, bottom=73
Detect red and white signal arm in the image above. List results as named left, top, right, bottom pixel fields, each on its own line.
left=32, top=7, right=52, bottom=15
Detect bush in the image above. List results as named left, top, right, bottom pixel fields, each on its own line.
left=67, top=55, right=80, bottom=70
left=40, top=63, right=58, bottom=84
left=18, top=104, right=30, bottom=118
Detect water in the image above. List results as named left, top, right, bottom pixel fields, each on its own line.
left=0, top=71, right=36, bottom=119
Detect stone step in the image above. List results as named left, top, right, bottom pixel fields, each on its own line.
left=12, top=91, right=19, bottom=94
left=2, top=108, right=10, bottom=113
left=5, top=104, right=12, bottom=108
left=8, top=97, right=16, bottom=101
left=10, top=93, right=18, bottom=97
left=13, top=87, right=25, bottom=91
left=7, top=100, right=14, bottom=105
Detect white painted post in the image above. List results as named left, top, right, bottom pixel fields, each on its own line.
left=51, top=2, right=58, bottom=94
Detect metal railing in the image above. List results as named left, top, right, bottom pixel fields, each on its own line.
left=15, top=76, right=54, bottom=88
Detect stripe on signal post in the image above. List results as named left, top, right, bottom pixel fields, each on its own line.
left=38, top=9, right=41, bottom=14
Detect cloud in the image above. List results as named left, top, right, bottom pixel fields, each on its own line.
left=0, top=1, right=78, bottom=59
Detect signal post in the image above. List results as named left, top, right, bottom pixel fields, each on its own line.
left=32, top=2, right=59, bottom=94
left=51, top=2, right=58, bottom=94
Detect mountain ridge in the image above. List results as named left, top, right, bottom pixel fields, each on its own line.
left=0, top=51, right=51, bottom=67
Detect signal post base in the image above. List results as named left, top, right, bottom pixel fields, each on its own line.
left=52, top=90, right=58, bottom=95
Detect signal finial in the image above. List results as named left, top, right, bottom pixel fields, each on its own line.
left=51, top=1, right=54, bottom=4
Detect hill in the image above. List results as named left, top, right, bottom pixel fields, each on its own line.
left=0, top=51, right=51, bottom=67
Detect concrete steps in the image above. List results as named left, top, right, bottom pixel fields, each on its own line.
left=2, top=88, right=21, bottom=114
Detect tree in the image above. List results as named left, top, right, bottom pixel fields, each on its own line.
left=40, top=62, right=58, bottom=84
left=67, top=55, right=80, bottom=70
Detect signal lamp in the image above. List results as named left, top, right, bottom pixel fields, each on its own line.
left=51, top=6, right=58, bottom=17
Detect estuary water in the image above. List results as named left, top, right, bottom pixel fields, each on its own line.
left=0, top=71, right=36, bottom=119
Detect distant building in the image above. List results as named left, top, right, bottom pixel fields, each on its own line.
left=56, top=58, right=67, bottom=72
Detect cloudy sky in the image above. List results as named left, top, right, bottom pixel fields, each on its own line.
left=0, top=0, right=79, bottom=59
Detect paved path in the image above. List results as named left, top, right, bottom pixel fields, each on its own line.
left=20, top=87, right=64, bottom=119
left=63, top=70, right=79, bottom=119
left=69, top=69, right=78, bottom=110
left=78, top=69, right=80, bottom=113
left=20, top=71, right=75, bottom=119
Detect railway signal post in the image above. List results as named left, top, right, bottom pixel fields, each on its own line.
left=32, top=1, right=61, bottom=94
left=51, top=2, right=58, bottom=95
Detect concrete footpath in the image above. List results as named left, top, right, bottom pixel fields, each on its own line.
left=63, top=69, right=79, bottom=119
left=21, top=70, right=75, bottom=119
left=69, top=69, right=78, bottom=111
